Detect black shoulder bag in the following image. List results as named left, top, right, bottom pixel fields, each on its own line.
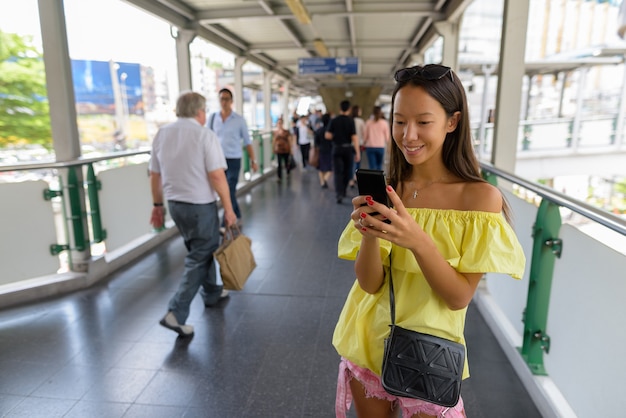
left=381, top=252, right=465, bottom=407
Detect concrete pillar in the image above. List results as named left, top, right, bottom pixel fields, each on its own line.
left=282, top=79, right=291, bottom=128
left=492, top=0, right=530, bottom=172
left=412, top=53, right=425, bottom=66
left=38, top=0, right=90, bottom=270
left=175, top=29, right=195, bottom=92
left=234, top=56, right=246, bottom=114
left=571, top=67, right=589, bottom=152
left=614, top=64, right=626, bottom=147
left=434, top=21, right=460, bottom=71
left=523, top=74, right=533, bottom=120
left=557, top=72, right=568, bottom=118
left=263, top=71, right=273, bottom=132
left=478, top=65, right=495, bottom=160
left=38, top=0, right=80, bottom=161
left=250, top=89, right=257, bottom=128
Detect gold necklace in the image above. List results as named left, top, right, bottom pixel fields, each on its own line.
left=409, top=176, right=447, bottom=199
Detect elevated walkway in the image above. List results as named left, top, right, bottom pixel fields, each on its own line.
left=0, top=169, right=540, bottom=417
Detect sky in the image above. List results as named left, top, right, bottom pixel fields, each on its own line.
left=0, top=0, right=239, bottom=107
left=0, top=0, right=232, bottom=69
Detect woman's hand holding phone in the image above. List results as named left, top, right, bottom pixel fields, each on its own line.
left=354, top=169, right=391, bottom=229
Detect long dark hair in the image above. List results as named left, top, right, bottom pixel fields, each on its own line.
left=372, top=106, right=384, bottom=121
left=387, top=66, right=511, bottom=220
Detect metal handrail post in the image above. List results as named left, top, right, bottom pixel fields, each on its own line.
left=86, top=163, right=106, bottom=242
left=258, top=131, right=265, bottom=172
left=519, top=199, right=562, bottom=375
left=65, top=166, right=91, bottom=271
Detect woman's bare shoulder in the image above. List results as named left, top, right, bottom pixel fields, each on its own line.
left=460, top=181, right=503, bottom=213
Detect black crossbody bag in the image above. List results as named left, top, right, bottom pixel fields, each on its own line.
left=381, top=252, right=465, bottom=407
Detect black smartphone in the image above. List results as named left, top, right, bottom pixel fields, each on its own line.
left=356, top=169, right=391, bottom=223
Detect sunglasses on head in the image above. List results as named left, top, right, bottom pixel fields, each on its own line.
left=394, top=64, right=453, bottom=83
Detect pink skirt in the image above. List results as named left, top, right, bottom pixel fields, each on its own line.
left=336, top=358, right=466, bottom=418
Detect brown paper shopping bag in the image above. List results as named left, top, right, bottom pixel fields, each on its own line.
left=214, top=226, right=256, bottom=290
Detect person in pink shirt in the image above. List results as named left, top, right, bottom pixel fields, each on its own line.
left=363, top=106, right=390, bottom=170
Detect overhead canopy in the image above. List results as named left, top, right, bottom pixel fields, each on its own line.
left=123, top=0, right=474, bottom=96
left=121, top=1, right=625, bottom=96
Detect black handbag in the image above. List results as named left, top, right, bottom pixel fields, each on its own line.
left=287, top=154, right=296, bottom=171
left=381, top=252, right=465, bottom=407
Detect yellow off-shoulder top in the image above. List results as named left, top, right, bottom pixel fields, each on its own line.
left=332, top=208, right=526, bottom=379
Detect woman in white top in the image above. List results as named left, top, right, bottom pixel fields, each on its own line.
left=350, top=105, right=366, bottom=186
left=297, top=115, right=313, bottom=168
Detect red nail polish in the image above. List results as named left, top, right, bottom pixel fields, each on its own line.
left=360, top=213, right=367, bottom=218
left=386, top=185, right=393, bottom=191
left=367, top=200, right=374, bottom=206
left=361, top=227, right=367, bottom=232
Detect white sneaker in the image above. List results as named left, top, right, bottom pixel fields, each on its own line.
left=159, top=312, right=194, bottom=337
left=204, top=289, right=230, bottom=307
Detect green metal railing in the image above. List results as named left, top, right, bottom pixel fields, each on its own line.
left=473, top=114, right=623, bottom=153
left=481, top=163, right=626, bottom=375
left=1, top=129, right=275, bottom=268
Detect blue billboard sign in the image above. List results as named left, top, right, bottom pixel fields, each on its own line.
left=298, top=57, right=360, bottom=75
left=71, top=59, right=143, bottom=115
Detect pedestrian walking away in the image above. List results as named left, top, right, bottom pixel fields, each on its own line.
left=326, top=100, right=361, bottom=204
left=150, top=91, right=237, bottom=338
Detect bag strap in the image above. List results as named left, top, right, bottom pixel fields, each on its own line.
left=388, top=250, right=396, bottom=326
left=223, top=224, right=242, bottom=242
left=209, top=112, right=216, bottom=130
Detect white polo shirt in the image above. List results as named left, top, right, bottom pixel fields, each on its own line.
left=150, top=118, right=227, bottom=204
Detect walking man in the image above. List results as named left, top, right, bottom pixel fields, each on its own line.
left=208, top=88, right=258, bottom=224
left=325, top=100, right=360, bottom=203
left=150, top=91, right=237, bottom=338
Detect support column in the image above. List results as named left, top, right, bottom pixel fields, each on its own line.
left=263, top=71, right=273, bottom=131
left=38, top=0, right=90, bottom=270
left=282, top=79, right=291, bottom=128
left=523, top=74, right=533, bottom=120
left=250, top=89, right=257, bottom=128
left=234, top=56, right=247, bottom=114
left=434, top=21, right=459, bottom=70
left=557, top=72, right=568, bottom=118
left=478, top=65, right=495, bottom=160
left=109, top=60, right=127, bottom=138
left=614, top=63, right=626, bottom=147
left=38, top=0, right=80, bottom=161
left=571, top=67, right=588, bottom=152
left=492, top=0, right=530, bottom=172
left=175, top=29, right=195, bottom=92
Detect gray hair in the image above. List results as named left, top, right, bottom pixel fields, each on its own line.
left=175, top=91, right=206, bottom=118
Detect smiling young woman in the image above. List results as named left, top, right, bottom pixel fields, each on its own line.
left=331, top=65, right=526, bottom=418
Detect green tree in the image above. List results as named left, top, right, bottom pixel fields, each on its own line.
left=0, top=30, right=51, bottom=148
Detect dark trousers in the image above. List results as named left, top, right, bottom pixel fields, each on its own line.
left=225, top=158, right=241, bottom=219
left=299, top=143, right=311, bottom=168
left=332, top=146, right=355, bottom=199
left=276, top=152, right=291, bottom=179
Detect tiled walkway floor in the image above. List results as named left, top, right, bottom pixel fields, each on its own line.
left=0, top=167, right=541, bottom=417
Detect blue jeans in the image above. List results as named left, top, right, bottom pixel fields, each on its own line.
left=366, top=147, right=385, bottom=170
left=225, top=158, right=242, bottom=219
left=167, top=201, right=223, bottom=324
